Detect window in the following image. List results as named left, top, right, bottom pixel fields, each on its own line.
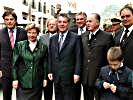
left=38, top=17, right=41, bottom=24
left=32, top=15, right=35, bottom=21
left=32, top=0, right=36, bottom=9
left=38, top=2, right=42, bottom=12
left=22, top=12, right=28, bottom=20
left=22, top=0, right=28, bottom=6
left=43, top=2, right=46, bottom=13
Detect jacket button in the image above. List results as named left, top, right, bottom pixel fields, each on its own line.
left=88, top=59, right=91, bottom=62
left=88, top=52, right=91, bottom=55
left=86, top=68, right=88, bottom=70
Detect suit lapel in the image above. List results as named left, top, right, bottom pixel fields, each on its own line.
left=45, top=33, right=50, bottom=46
left=54, top=34, right=60, bottom=53
left=3, top=28, right=12, bottom=48
left=82, top=31, right=90, bottom=45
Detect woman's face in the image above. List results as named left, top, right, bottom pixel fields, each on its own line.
left=27, top=28, right=38, bottom=42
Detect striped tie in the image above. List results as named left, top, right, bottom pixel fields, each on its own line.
left=9, top=29, right=14, bottom=48
left=59, top=34, right=64, bottom=51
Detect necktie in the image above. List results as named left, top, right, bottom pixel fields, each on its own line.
left=59, top=34, right=64, bottom=51
left=89, top=33, right=94, bottom=40
left=89, top=33, right=95, bottom=43
left=121, top=29, right=129, bottom=42
left=79, top=28, right=83, bottom=35
left=9, top=29, right=14, bottom=48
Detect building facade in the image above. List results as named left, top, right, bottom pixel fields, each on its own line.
left=0, top=0, right=56, bottom=33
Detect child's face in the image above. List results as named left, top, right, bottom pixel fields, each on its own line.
left=108, top=60, right=121, bottom=70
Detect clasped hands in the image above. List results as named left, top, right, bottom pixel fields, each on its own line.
left=103, top=82, right=117, bottom=93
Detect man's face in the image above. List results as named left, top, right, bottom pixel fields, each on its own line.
left=4, top=14, right=16, bottom=29
left=75, top=14, right=86, bottom=28
left=86, top=14, right=99, bottom=32
left=27, top=28, right=38, bottom=42
left=120, top=8, right=133, bottom=28
left=112, top=23, right=121, bottom=32
left=47, top=20, right=57, bottom=33
left=57, top=16, right=69, bottom=33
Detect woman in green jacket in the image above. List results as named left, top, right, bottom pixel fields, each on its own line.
left=12, top=23, right=48, bottom=100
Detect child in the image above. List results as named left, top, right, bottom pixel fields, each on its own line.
left=95, top=46, right=132, bottom=100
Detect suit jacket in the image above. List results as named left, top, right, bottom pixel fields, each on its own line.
left=0, top=27, right=27, bottom=77
left=95, top=65, right=132, bottom=100
left=40, top=33, right=50, bottom=46
left=115, top=28, right=133, bottom=70
left=49, top=31, right=82, bottom=84
left=114, top=28, right=124, bottom=46
left=81, top=29, right=114, bottom=86
left=12, top=40, right=48, bottom=88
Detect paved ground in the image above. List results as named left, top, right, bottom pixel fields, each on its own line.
left=0, top=87, right=84, bottom=100
left=0, top=89, right=46, bottom=100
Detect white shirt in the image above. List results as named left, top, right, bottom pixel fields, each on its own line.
left=78, top=26, right=86, bottom=35
left=49, top=33, right=56, bottom=38
left=120, top=25, right=133, bottom=42
left=29, top=40, right=37, bottom=52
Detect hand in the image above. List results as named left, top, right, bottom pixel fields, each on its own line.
left=48, top=73, right=53, bottom=81
left=43, top=80, right=47, bottom=87
left=110, top=84, right=117, bottom=93
left=74, top=74, right=80, bottom=84
left=103, top=82, right=110, bottom=89
left=12, top=80, right=19, bottom=89
left=0, top=70, right=2, bottom=78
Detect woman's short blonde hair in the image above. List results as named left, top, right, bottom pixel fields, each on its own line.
left=25, top=23, right=40, bottom=34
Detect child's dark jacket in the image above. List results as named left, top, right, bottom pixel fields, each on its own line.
left=95, top=65, right=132, bottom=100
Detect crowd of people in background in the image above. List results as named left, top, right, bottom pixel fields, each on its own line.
left=0, top=4, right=133, bottom=100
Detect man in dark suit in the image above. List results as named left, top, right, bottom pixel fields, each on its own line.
left=40, top=18, right=57, bottom=100
left=81, top=13, right=114, bottom=100
left=115, top=6, right=133, bottom=70
left=114, top=6, right=133, bottom=100
left=0, top=11, right=27, bottom=100
left=48, top=13, right=82, bottom=100
left=70, top=11, right=87, bottom=36
left=69, top=11, right=87, bottom=100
